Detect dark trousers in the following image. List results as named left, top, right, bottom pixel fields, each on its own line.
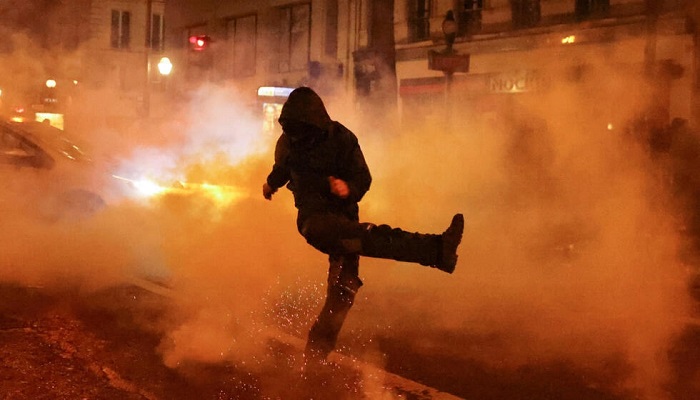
left=304, top=253, right=362, bottom=360
left=297, top=210, right=364, bottom=361
left=296, top=209, right=440, bottom=360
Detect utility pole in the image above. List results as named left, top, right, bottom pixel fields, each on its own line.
left=143, top=0, right=153, bottom=118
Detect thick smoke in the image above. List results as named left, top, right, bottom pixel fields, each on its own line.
left=0, top=25, right=695, bottom=399
left=343, top=61, right=693, bottom=398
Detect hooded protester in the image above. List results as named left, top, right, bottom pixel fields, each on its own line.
left=263, top=86, right=464, bottom=363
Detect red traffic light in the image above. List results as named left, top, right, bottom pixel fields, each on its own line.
left=189, top=35, right=210, bottom=51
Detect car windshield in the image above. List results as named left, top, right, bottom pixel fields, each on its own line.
left=15, top=122, right=90, bottom=162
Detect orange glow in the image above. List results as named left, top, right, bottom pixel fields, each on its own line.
left=562, top=35, right=576, bottom=44
left=112, top=175, right=244, bottom=209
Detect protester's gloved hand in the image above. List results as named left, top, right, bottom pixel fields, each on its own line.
left=328, top=176, right=349, bottom=199
left=263, top=183, right=277, bottom=200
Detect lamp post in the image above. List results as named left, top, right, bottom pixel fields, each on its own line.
left=442, top=10, right=458, bottom=55
left=143, top=0, right=153, bottom=118
left=428, top=10, right=470, bottom=125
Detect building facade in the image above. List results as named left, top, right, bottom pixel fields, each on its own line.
left=161, top=0, right=398, bottom=124
left=82, top=0, right=167, bottom=120
left=2, top=0, right=397, bottom=129
left=0, top=0, right=168, bottom=126
left=393, top=0, right=699, bottom=134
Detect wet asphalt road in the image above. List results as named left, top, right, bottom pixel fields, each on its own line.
left=0, top=282, right=698, bottom=400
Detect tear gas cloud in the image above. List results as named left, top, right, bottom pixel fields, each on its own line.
left=350, top=61, right=693, bottom=398
left=0, top=33, right=695, bottom=399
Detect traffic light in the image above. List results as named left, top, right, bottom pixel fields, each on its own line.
left=189, top=35, right=210, bottom=51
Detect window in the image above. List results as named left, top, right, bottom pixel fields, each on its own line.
left=110, top=10, right=131, bottom=49
left=0, top=128, right=51, bottom=169
left=511, top=0, right=540, bottom=29
left=226, top=15, right=257, bottom=77
left=150, top=13, right=164, bottom=51
left=459, top=0, right=483, bottom=36
left=325, top=0, right=338, bottom=57
left=575, top=0, right=610, bottom=20
left=1, top=130, right=23, bottom=154
left=277, top=4, right=310, bottom=73
left=408, top=0, right=431, bottom=42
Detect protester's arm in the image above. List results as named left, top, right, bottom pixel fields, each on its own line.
left=263, top=135, right=291, bottom=200
left=332, top=126, right=372, bottom=202
left=345, top=143, right=372, bottom=202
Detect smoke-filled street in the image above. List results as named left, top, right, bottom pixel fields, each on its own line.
left=0, top=73, right=698, bottom=397
left=1, top=77, right=699, bottom=398
left=3, top=1, right=700, bottom=399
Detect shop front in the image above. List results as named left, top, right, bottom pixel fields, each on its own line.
left=256, top=86, right=294, bottom=135
left=397, top=19, right=693, bottom=139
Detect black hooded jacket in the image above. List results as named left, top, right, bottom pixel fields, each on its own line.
left=266, top=87, right=372, bottom=213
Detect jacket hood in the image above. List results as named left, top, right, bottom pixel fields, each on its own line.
left=278, top=87, right=332, bottom=131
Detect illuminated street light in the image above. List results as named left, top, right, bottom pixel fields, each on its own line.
left=157, top=57, right=173, bottom=76
left=46, top=79, right=57, bottom=88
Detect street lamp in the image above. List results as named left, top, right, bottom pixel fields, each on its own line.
left=157, top=57, right=173, bottom=94
left=442, top=10, right=458, bottom=54
left=157, top=57, right=173, bottom=76
left=428, top=10, right=470, bottom=125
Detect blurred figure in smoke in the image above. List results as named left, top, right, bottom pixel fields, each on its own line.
left=262, top=87, right=464, bottom=363
left=664, top=119, right=700, bottom=242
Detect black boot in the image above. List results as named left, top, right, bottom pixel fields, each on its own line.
left=359, top=214, right=464, bottom=273
left=304, top=255, right=361, bottom=362
left=437, top=213, right=464, bottom=273
left=360, top=224, right=441, bottom=266
left=304, top=286, right=354, bottom=362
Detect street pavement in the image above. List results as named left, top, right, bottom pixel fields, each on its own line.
left=0, top=282, right=698, bottom=400
left=0, top=282, right=460, bottom=400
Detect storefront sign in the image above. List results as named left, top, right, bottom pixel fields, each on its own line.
left=488, top=71, right=548, bottom=93
left=257, top=86, right=294, bottom=98
left=428, top=50, right=470, bottom=74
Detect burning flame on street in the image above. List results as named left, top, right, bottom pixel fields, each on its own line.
left=112, top=175, right=169, bottom=197
left=112, top=174, right=245, bottom=209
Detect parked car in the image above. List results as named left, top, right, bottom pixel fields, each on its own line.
left=1, top=119, right=248, bottom=222
left=0, top=119, right=107, bottom=220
